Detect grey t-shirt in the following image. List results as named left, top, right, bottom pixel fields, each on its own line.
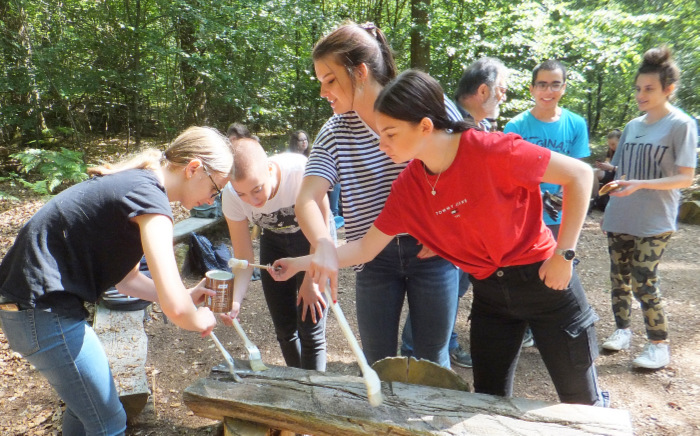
left=603, top=107, right=697, bottom=236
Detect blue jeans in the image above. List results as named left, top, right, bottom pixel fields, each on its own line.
left=260, top=229, right=327, bottom=371
left=469, top=261, right=603, bottom=405
left=401, top=269, right=469, bottom=355
left=328, top=183, right=342, bottom=217
left=355, top=235, right=459, bottom=368
left=0, top=307, right=127, bottom=435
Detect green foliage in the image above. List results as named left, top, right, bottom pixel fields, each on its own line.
left=10, top=147, right=88, bottom=195
left=0, top=0, right=698, bottom=146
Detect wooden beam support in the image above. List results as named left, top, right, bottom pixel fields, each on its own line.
left=93, top=303, right=150, bottom=420
left=184, top=362, right=633, bottom=436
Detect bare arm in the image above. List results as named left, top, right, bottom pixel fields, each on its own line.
left=132, top=214, right=216, bottom=335
left=538, top=152, right=593, bottom=289
left=273, top=225, right=393, bottom=300
left=611, top=166, right=695, bottom=196
left=295, top=175, right=339, bottom=294
left=219, top=217, right=255, bottom=324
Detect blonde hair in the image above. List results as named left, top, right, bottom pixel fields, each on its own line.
left=89, top=126, right=233, bottom=177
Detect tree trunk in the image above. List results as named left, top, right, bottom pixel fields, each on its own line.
left=176, top=2, right=208, bottom=126
left=410, top=0, right=430, bottom=71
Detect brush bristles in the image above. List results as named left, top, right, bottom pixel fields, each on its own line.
left=364, top=370, right=383, bottom=407
left=228, top=258, right=249, bottom=269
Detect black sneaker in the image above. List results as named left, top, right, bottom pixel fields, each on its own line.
left=449, top=345, right=473, bottom=368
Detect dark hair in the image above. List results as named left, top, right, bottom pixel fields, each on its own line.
left=607, top=129, right=622, bottom=140
left=226, top=122, right=252, bottom=140
left=532, top=59, right=567, bottom=84
left=636, top=46, right=680, bottom=91
left=312, top=21, right=398, bottom=87
left=454, top=57, right=506, bottom=100
left=375, top=70, right=472, bottom=133
left=288, top=130, right=311, bottom=156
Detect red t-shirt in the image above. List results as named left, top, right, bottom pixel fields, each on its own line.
left=374, top=129, right=555, bottom=280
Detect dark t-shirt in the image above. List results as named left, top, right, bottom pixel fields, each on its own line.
left=0, top=169, right=172, bottom=315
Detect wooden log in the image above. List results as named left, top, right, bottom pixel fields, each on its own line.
left=184, top=361, right=632, bottom=436
left=93, top=303, right=150, bottom=420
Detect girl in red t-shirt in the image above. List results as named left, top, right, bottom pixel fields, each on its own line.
left=274, top=70, right=607, bottom=406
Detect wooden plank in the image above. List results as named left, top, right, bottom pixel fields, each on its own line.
left=93, top=303, right=150, bottom=419
left=184, top=362, right=633, bottom=436
left=173, top=216, right=223, bottom=243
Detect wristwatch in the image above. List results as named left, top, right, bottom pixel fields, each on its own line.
left=555, top=248, right=576, bottom=261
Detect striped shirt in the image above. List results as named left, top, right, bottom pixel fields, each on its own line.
left=305, top=97, right=462, bottom=270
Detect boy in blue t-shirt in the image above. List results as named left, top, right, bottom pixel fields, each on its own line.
left=505, top=59, right=590, bottom=234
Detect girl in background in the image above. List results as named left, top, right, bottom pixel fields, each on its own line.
left=600, top=46, right=697, bottom=369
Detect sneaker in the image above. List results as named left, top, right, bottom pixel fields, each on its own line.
left=521, top=328, right=535, bottom=348
left=633, top=342, right=670, bottom=369
left=450, top=345, right=473, bottom=368
left=602, top=328, right=631, bottom=351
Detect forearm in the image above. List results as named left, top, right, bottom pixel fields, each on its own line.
left=556, top=167, right=593, bottom=250
left=630, top=172, right=694, bottom=191
left=116, top=269, right=160, bottom=302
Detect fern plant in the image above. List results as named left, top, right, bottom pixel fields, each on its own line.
left=10, top=147, right=88, bottom=195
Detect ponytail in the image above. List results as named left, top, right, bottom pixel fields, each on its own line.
left=88, top=126, right=233, bottom=177
left=376, top=69, right=472, bottom=133
left=313, top=21, right=397, bottom=87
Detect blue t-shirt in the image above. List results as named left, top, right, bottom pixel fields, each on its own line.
left=504, top=108, right=590, bottom=225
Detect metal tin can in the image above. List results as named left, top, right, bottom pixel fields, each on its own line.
left=204, top=270, right=234, bottom=313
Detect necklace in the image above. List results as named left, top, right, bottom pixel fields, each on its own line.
left=422, top=162, right=442, bottom=196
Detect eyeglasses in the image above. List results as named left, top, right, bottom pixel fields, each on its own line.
left=533, top=81, right=564, bottom=92
left=203, top=167, right=222, bottom=199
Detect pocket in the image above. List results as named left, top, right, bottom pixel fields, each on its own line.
left=563, top=307, right=600, bottom=369
left=0, top=309, right=40, bottom=356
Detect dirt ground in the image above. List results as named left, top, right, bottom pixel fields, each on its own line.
left=1, top=179, right=700, bottom=435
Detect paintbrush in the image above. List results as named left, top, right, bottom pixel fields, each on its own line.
left=232, top=318, right=269, bottom=372
left=323, top=285, right=383, bottom=406
left=209, top=331, right=241, bottom=382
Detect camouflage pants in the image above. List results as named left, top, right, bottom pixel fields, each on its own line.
left=607, top=232, right=672, bottom=341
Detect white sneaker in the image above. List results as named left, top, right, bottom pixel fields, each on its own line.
left=602, top=328, right=631, bottom=351
left=633, top=342, right=670, bottom=369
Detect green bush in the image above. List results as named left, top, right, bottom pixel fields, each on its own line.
left=10, top=147, right=88, bottom=195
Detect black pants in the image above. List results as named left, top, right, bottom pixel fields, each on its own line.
left=260, top=229, right=327, bottom=371
left=470, top=261, right=602, bottom=405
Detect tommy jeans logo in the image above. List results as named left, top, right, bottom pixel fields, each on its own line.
left=435, top=198, right=468, bottom=216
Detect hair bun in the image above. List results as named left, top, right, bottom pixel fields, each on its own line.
left=643, top=46, right=672, bottom=66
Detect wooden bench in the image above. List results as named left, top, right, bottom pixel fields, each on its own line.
left=184, top=360, right=633, bottom=436
left=172, top=216, right=224, bottom=243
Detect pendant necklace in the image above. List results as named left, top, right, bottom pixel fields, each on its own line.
left=422, top=162, right=442, bottom=196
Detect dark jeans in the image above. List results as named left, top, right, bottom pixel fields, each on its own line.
left=400, top=269, right=469, bottom=355
left=470, top=261, right=603, bottom=405
left=355, top=235, right=459, bottom=367
left=260, top=229, right=327, bottom=371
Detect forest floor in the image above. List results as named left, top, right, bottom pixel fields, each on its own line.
left=1, top=170, right=700, bottom=436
